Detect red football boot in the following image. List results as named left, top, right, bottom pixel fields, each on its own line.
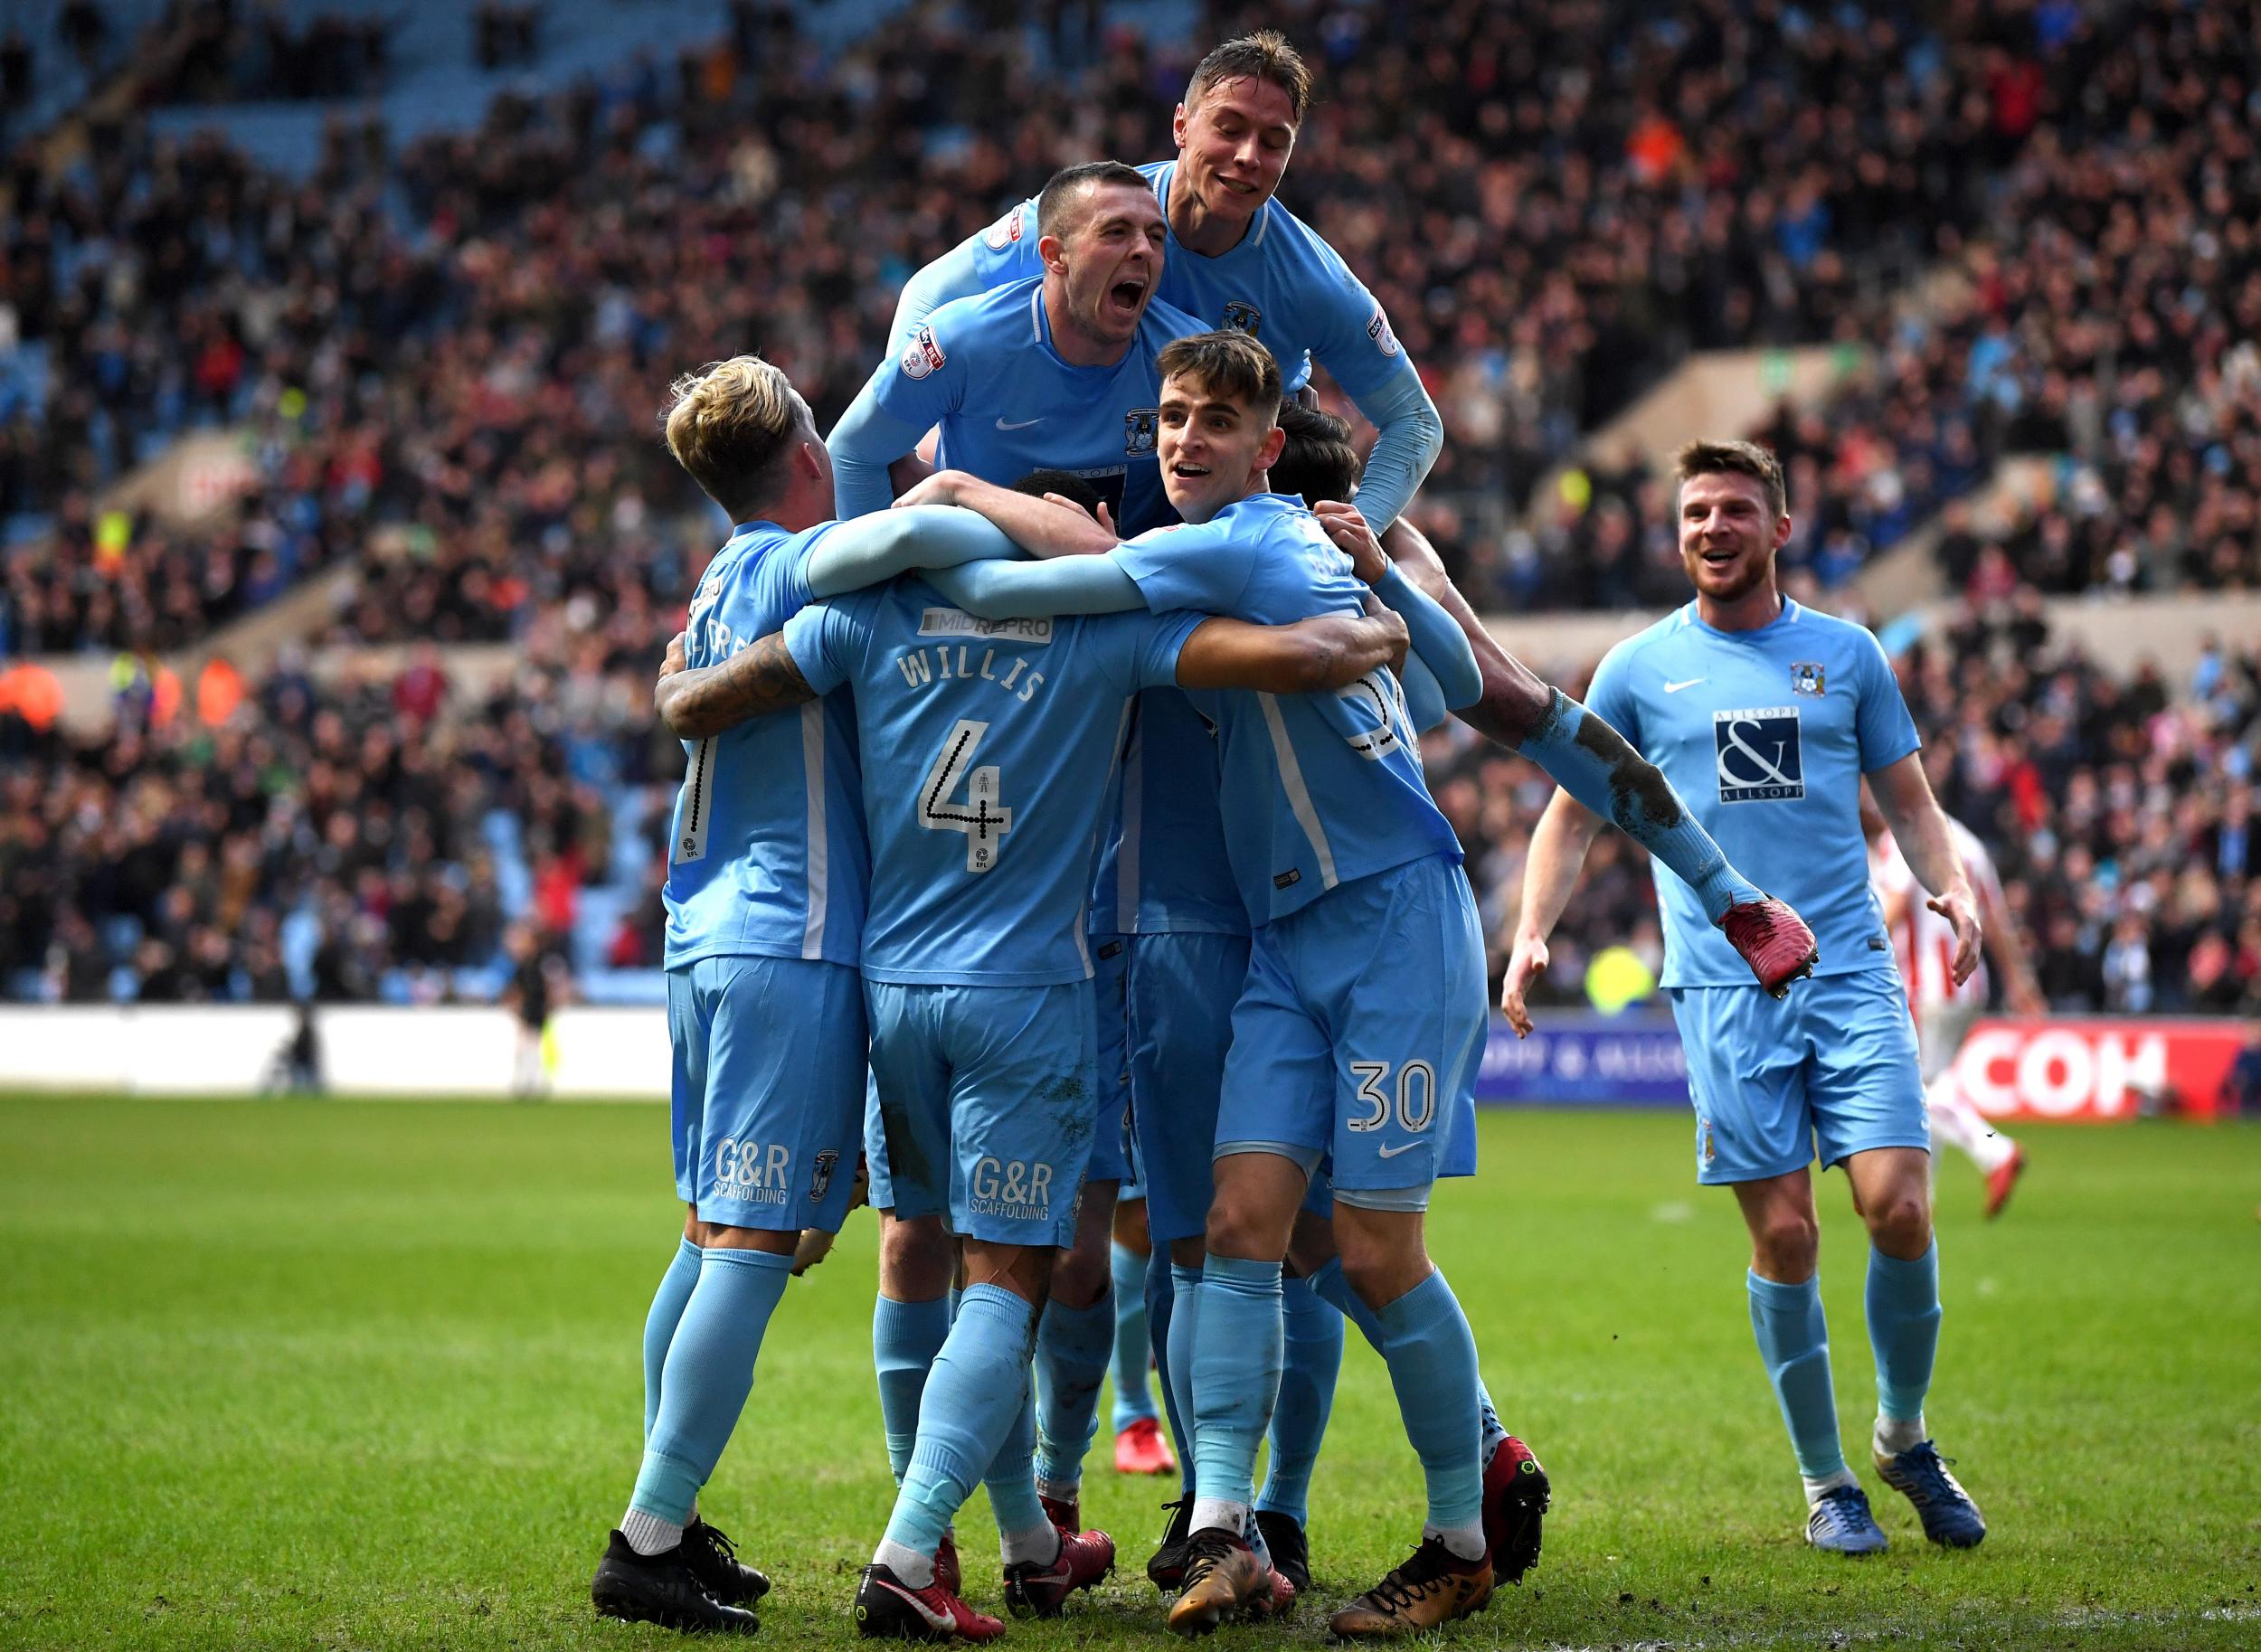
left=854, top=1562, right=1004, bottom=1643
left=1718, top=895, right=1819, bottom=997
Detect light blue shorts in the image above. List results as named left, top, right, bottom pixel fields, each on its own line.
left=1124, top=930, right=1252, bottom=1244
left=1214, top=856, right=1484, bottom=1209
left=865, top=978, right=1099, bottom=1248
left=668, top=954, right=866, bottom=1233
left=1086, top=936, right=1134, bottom=1186
left=1669, top=967, right=1927, bottom=1185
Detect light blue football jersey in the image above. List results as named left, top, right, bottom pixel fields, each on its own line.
left=866, top=278, right=1205, bottom=536
left=783, top=577, right=1202, bottom=986
left=1110, top=493, right=1462, bottom=925
left=1088, top=688, right=1248, bottom=938
left=963, top=161, right=1407, bottom=400
left=1584, top=599, right=1923, bottom=988
left=663, top=523, right=868, bottom=970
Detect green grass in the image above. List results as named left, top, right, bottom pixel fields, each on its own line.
left=1, top=1097, right=2256, bottom=1651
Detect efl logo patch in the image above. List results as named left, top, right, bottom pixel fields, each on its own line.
left=900, top=323, right=945, bottom=381
left=1713, top=706, right=1804, bottom=803
left=982, top=205, right=1026, bottom=251
left=1366, top=302, right=1400, bottom=357
left=1123, top=407, right=1159, bottom=456
left=1222, top=299, right=1261, bottom=335
left=1790, top=660, right=1827, bottom=696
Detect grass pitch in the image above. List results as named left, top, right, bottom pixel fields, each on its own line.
left=0, top=1096, right=2255, bottom=1651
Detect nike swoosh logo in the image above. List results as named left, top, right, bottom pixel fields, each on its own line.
left=871, top=1579, right=954, bottom=1629
left=1376, top=1141, right=1420, bottom=1159
left=1663, top=678, right=1707, bottom=693
left=995, top=417, right=1044, bottom=431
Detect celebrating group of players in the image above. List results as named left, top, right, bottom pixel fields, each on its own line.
left=588, top=31, right=2000, bottom=1643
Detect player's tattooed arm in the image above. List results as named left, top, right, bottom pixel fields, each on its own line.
left=655, top=630, right=816, bottom=739
left=1174, top=609, right=1408, bottom=695
left=896, top=471, right=1117, bottom=558
left=1375, top=514, right=1555, bottom=741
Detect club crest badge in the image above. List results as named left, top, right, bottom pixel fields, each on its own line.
left=809, top=1149, right=839, bottom=1202
left=1790, top=660, right=1826, bottom=696
left=1222, top=300, right=1262, bottom=335
left=1124, top=407, right=1159, bottom=456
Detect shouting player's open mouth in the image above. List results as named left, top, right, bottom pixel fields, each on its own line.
left=1106, top=275, right=1148, bottom=319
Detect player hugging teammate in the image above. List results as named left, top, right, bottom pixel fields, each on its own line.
left=592, top=30, right=1887, bottom=1647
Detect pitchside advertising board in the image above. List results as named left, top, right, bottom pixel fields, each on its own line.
left=1475, top=1013, right=2248, bottom=1121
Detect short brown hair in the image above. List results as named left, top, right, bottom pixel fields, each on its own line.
left=1186, top=31, right=1311, bottom=124
left=661, top=356, right=806, bottom=514
left=1036, top=160, right=1153, bottom=242
left=1673, top=438, right=1786, bottom=521
left=1157, top=331, right=1282, bottom=422
left=1269, top=399, right=1359, bottom=505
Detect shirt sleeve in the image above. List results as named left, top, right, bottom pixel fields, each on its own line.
left=1581, top=638, right=1642, bottom=750
left=1298, top=234, right=1410, bottom=402
left=1854, top=630, right=1923, bottom=772
left=1089, top=609, right=1205, bottom=694
left=1110, top=521, right=1256, bottom=616
left=781, top=598, right=866, bottom=696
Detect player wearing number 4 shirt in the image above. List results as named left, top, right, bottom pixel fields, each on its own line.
left=1507, top=439, right=1991, bottom=1560
left=654, top=446, right=1410, bottom=1641
left=596, top=354, right=1118, bottom=1637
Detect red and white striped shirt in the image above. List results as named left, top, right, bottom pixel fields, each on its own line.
left=1871, top=817, right=2001, bottom=1013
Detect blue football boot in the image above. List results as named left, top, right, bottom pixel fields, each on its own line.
left=1806, top=1484, right=1888, bottom=1555
left=1875, top=1440, right=1987, bottom=1548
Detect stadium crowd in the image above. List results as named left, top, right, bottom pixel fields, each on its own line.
left=8, top=0, right=2257, bottom=659
left=5, top=582, right=2256, bottom=1020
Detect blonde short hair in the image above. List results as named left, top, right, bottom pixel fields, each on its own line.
left=661, top=356, right=805, bottom=512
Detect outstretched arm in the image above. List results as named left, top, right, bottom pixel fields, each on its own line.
left=895, top=470, right=1118, bottom=559
left=1377, top=514, right=1556, bottom=741
left=655, top=631, right=816, bottom=740
left=1175, top=609, right=1409, bottom=695
left=1501, top=788, right=1610, bottom=1035
left=924, top=554, right=1145, bottom=618
left=1342, top=362, right=1444, bottom=532
left=802, top=505, right=1022, bottom=597
left=827, top=378, right=934, bottom=520
left=1312, top=502, right=1481, bottom=707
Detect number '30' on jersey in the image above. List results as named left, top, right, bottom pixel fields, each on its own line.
left=664, top=522, right=870, bottom=971
left=784, top=577, right=1201, bottom=986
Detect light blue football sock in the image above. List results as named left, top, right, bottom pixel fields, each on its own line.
left=1376, top=1270, right=1486, bottom=1552
left=874, top=1294, right=951, bottom=1485
left=1866, top=1241, right=1942, bottom=1428
left=1309, top=1256, right=1509, bottom=1466
left=1033, top=1291, right=1115, bottom=1495
left=642, top=1236, right=704, bottom=1440
left=883, top=1284, right=1037, bottom=1560
left=982, top=1379, right=1050, bottom=1545
left=1150, top=1255, right=1196, bottom=1496
left=1167, top=1262, right=1204, bottom=1480
left=1518, top=688, right=1762, bottom=921
left=1748, top=1270, right=1847, bottom=1479
left=629, top=1247, right=794, bottom=1525
left=1110, top=1241, right=1159, bottom=1431
left=1187, top=1255, right=1282, bottom=1521
left=1255, top=1274, right=1343, bottom=1525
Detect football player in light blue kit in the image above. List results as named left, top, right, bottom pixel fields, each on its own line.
left=886, top=33, right=1443, bottom=534
left=903, top=332, right=1504, bottom=1639
left=651, top=486, right=1412, bottom=1641
left=830, top=161, right=1205, bottom=533
left=592, top=356, right=1064, bottom=1636
left=1506, top=439, right=1990, bottom=1557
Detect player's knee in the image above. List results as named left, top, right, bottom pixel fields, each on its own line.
left=1750, top=1208, right=1820, bottom=1279
left=878, top=1213, right=952, bottom=1298
left=1048, top=1241, right=1110, bottom=1308
left=1862, top=1189, right=1932, bottom=1256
